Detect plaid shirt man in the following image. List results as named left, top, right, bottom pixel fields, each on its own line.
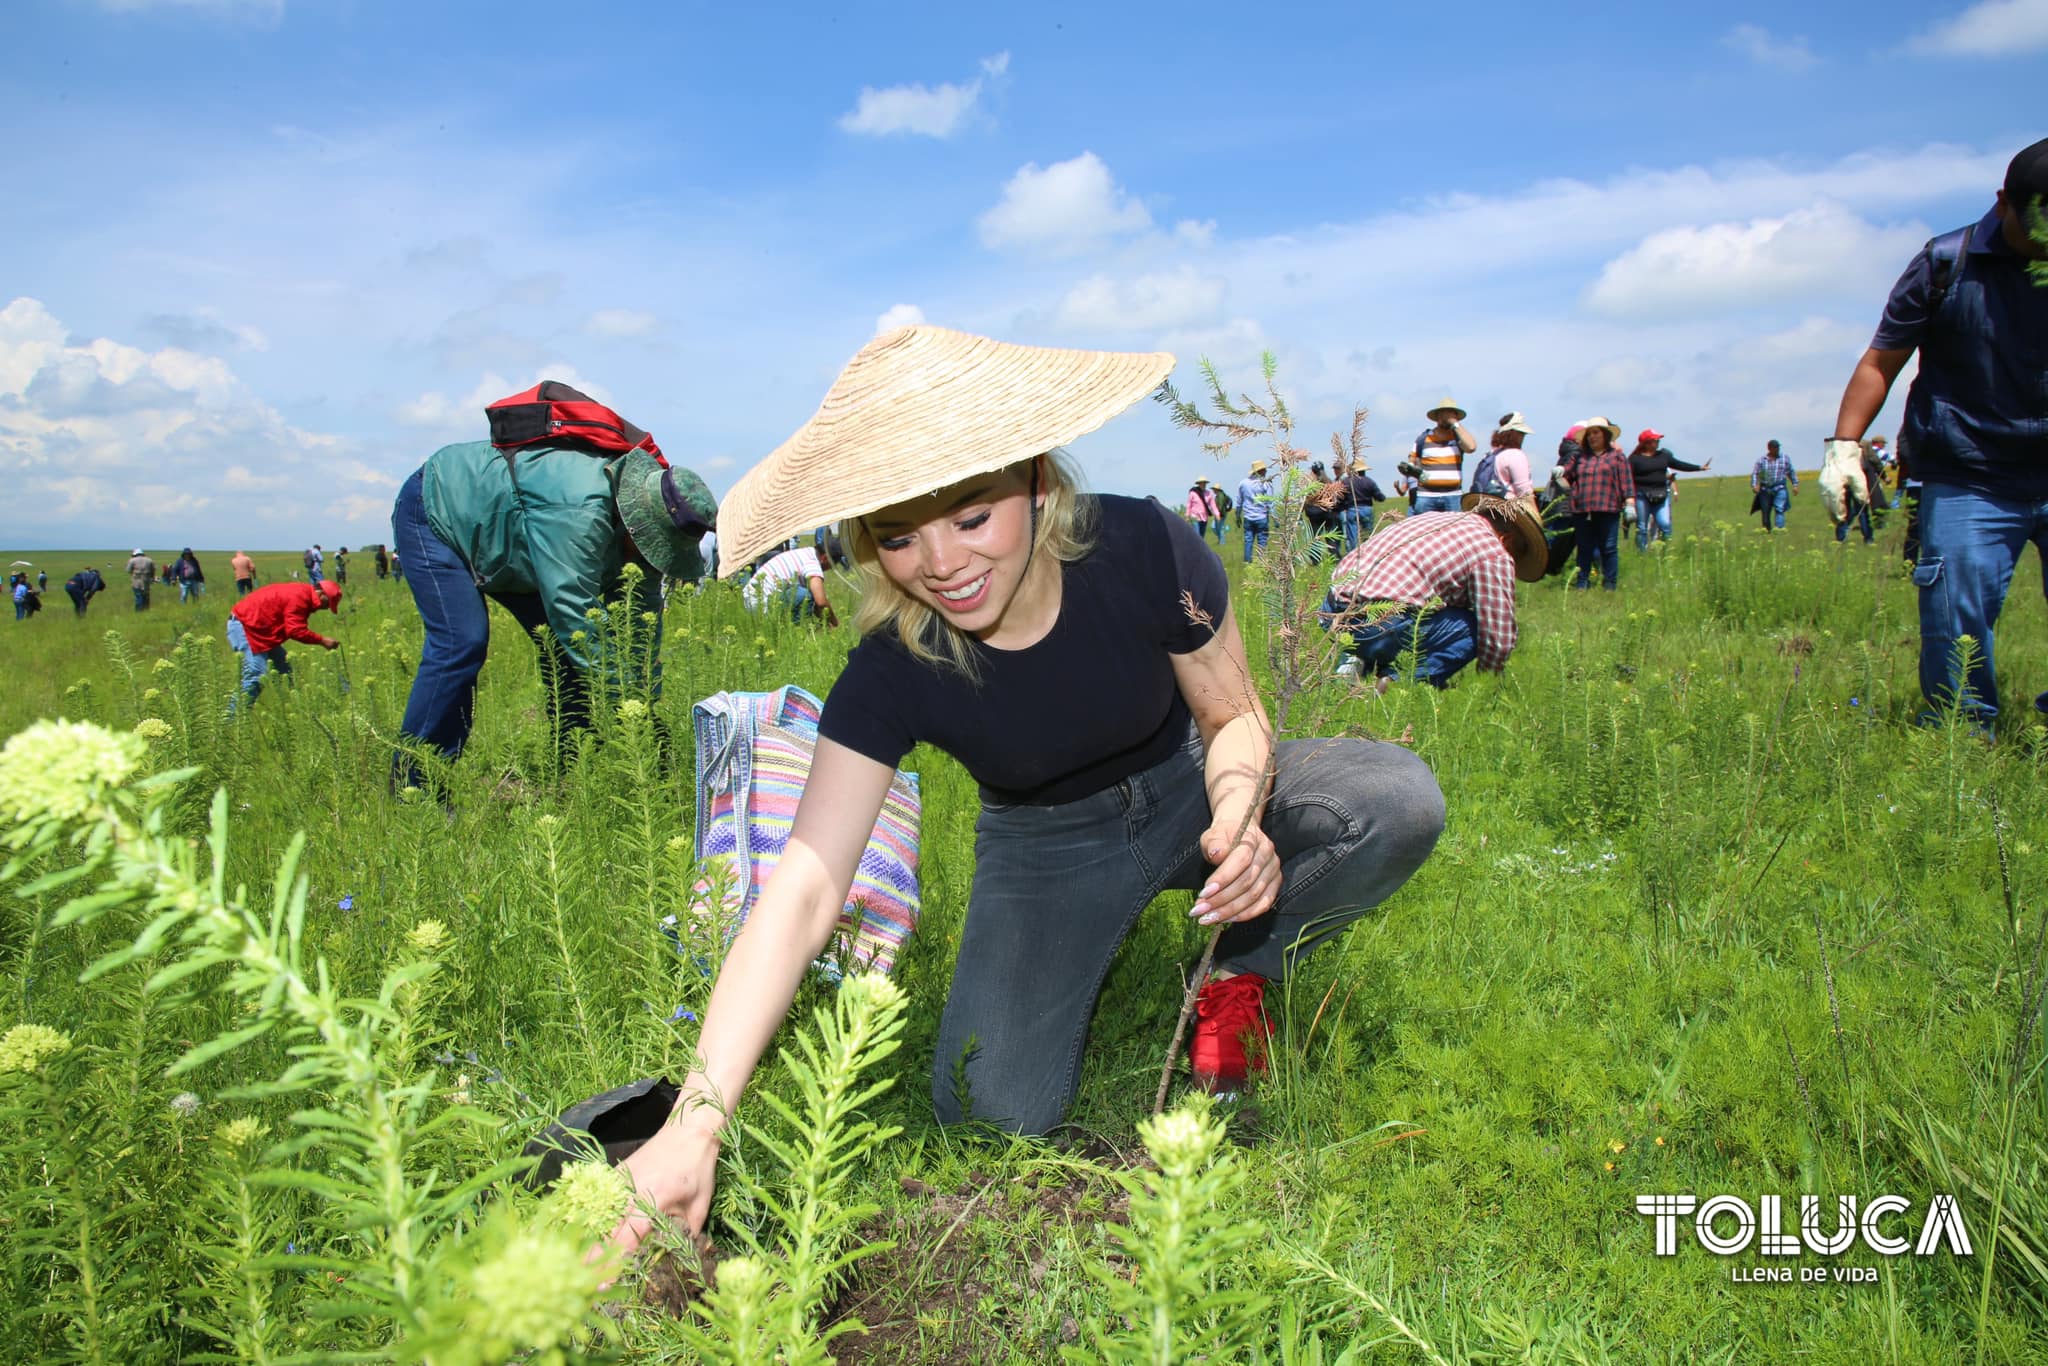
left=1562, top=447, right=1631, bottom=515
left=1327, top=512, right=1518, bottom=672
left=1752, top=452, right=1799, bottom=490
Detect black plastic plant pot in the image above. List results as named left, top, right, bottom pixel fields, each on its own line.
left=522, top=1076, right=680, bottom=1190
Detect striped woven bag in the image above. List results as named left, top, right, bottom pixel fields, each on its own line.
left=689, top=685, right=921, bottom=976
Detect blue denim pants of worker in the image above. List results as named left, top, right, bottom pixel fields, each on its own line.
left=932, top=721, right=1444, bottom=1134
left=1756, top=484, right=1790, bottom=530
left=1340, top=505, right=1373, bottom=550
left=1319, top=593, right=1477, bottom=687
left=390, top=467, right=592, bottom=786
left=132, top=586, right=149, bottom=611
left=778, top=580, right=821, bottom=624
left=1572, top=512, right=1621, bottom=589
left=1913, top=481, right=2048, bottom=727
left=1834, top=501, right=1874, bottom=544
left=225, top=617, right=290, bottom=708
left=1241, top=519, right=1269, bottom=562
left=1633, top=495, right=1672, bottom=549
left=1413, top=493, right=1462, bottom=514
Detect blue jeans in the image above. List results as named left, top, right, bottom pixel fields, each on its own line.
left=932, top=721, right=1443, bottom=1133
left=391, top=467, right=592, bottom=784
left=132, top=586, right=150, bottom=611
left=1413, top=493, right=1462, bottom=514
left=1321, top=597, right=1478, bottom=686
left=1241, top=520, right=1269, bottom=562
left=226, top=617, right=290, bottom=706
left=1573, top=512, right=1621, bottom=589
left=1339, top=505, right=1373, bottom=549
left=1633, top=495, right=1671, bottom=548
left=1913, top=481, right=2048, bottom=726
left=1835, top=501, right=1874, bottom=543
left=1757, top=484, right=1790, bottom=530
left=179, top=579, right=202, bottom=603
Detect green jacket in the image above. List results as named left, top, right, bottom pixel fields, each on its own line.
left=421, top=440, right=663, bottom=693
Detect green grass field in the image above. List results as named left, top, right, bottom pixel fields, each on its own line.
left=3, top=474, right=2046, bottom=1363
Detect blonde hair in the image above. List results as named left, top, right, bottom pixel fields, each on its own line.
left=841, top=450, right=1097, bottom=679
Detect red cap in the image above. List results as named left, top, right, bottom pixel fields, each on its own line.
left=1638, top=428, right=1664, bottom=445
left=319, top=579, right=343, bottom=610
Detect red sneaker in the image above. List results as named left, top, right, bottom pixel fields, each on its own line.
left=1190, top=971, right=1272, bottom=1092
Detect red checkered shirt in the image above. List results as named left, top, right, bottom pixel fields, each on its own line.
left=1327, top=512, right=1519, bottom=672
left=1562, top=447, right=1631, bottom=514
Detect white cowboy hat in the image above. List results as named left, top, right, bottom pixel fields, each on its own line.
left=716, top=326, right=1173, bottom=575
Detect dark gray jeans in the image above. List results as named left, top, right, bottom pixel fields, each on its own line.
left=932, top=723, right=1445, bottom=1133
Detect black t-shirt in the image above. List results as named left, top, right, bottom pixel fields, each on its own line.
left=819, top=494, right=1232, bottom=805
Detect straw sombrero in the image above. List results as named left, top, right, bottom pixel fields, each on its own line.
left=716, top=326, right=1174, bottom=575
left=1460, top=492, right=1548, bottom=583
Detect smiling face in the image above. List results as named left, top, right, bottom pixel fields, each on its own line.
left=1584, top=426, right=1612, bottom=454
left=864, top=461, right=1042, bottom=640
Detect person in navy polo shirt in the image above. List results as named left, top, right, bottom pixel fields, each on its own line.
left=1824, top=137, right=2048, bottom=729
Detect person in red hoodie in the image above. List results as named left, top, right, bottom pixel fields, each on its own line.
left=227, top=579, right=342, bottom=708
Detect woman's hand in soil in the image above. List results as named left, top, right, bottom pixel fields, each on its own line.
left=609, top=1119, right=721, bottom=1258
left=1192, top=821, right=1281, bottom=925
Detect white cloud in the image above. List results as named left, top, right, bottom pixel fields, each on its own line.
left=584, top=308, right=658, bottom=338
left=838, top=52, right=1009, bottom=138
left=1908, top=0, right=2048, bottom=56
left=0, top=296, right=351, bottom=538
left=978, top=152, right=1153, bottom=254
left=1055, top=267, right=1227, bottom=332
left=1582, top=203, right=1930, bottom=318
left=875, top=303, right=926, bottom=334
left=1173, top=220, right=1218, bottom=248
left=396, top=367, right=616, bottom=436
left=1722, top=23, right=1818, bottom=70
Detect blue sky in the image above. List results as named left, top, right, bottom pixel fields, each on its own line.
left=2, top=0, right=2042, bottom=549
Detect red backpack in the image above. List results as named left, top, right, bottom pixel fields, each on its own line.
left=485, top=381, right=665, bottom=466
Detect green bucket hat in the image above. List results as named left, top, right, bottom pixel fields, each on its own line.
left=611, top=450, right=718, bottom=581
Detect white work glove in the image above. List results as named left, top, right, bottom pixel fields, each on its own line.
left=1819, top=439, right=1868, bottom=526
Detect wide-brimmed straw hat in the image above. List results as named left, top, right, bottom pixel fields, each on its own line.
left=1579, top=415, right=1623, bottom=441
left=1460, top=492, right=1548, bottom=583
left=1427, top=398, right=1468, bottom=422
left=716, top=326, right=1174, bottom=575
left=611, top=450, right=718, bottom=581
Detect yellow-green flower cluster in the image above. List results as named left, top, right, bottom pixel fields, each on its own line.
left=1136, top=1097, right=1225, bottom=1179
left=462, top=1225, right=603, bottom=1357
left=405, top=920, right=450, bottom=955
left=617, top=699, right=649, bottom=722
left=0, top=720, right=145, bottom=826
left=134, top=718, right=174, bottom=743
left=546, top=1160, right=632, bottom=1238
left=0, top=1022, right=72, bottom=1074
left=217, top=1116, right=270, bottom=1149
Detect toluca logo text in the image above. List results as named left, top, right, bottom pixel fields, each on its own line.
left=1635, top=1195, right=1974, bottom=1259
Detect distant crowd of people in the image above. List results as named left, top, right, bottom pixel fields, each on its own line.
left=12, top=542, right=402, bottom=626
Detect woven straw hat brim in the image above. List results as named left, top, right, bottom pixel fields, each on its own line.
left=716, top=326, right=1174, bottom=576
left=1428, top=398, right=1467, bottom=421
left=1461, top=492, right=1548, bottom=582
